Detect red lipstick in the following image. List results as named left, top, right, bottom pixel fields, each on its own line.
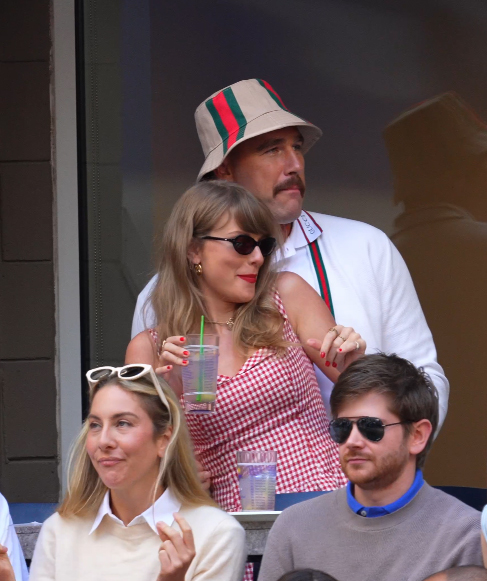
left=238, top=274, right=257, bottom=284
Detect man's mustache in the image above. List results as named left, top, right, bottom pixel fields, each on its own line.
left=273, top=176, right=305, bottom=197
left=343, top=453, right=372, bottom=463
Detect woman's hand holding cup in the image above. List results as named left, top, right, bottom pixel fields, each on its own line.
left=155, top=336, right=189, bottom=395
left=157, top=336, right=190, bottom=372
left=156, top=514, right=195, bottom=581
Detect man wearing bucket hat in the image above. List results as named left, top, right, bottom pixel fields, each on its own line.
left=132, top=78, right=448, bottom=428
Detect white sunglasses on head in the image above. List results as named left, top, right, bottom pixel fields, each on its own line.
left=86, top=364, right=171, bottom=413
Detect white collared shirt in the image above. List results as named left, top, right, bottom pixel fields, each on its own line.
left=279, top=208, right=322, bottom=258
left=277, top=211, right=448, bottom=424
left=89, top=488, right=181, bottom=535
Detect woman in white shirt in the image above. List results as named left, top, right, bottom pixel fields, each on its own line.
left=29, top=364, right=246, bottom=581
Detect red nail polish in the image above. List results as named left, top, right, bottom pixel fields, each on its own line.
left=320, top=352, right=325, bottom=358
left=332, top=362, right=337, bottom=368
left=338, top=348, right=342, bottom=352
left=167, top=365, right=172, bottom=370
left=325, top=361, right=330, bottom=367
left=182, top=360, right=188, bottom=365
left=180, top=337, right=185, bottom=342
left=183, top=351, right=189, bottom=356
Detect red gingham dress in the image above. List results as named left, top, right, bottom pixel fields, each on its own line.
left=151, top=291, right=347, bottom=513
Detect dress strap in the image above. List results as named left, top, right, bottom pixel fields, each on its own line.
left=272, top=288, right=288, bottom=320
left=148, top=328, right=162, bottom=356
left=272, top=288, right=302, bottom=344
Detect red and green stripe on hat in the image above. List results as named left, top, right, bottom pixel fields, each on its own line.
left=205, top=79, right=289, bottom=154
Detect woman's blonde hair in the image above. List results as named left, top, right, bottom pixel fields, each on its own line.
left=151, top=180, right=287, bottom=353
left=58, top=374, right=214, bottom=518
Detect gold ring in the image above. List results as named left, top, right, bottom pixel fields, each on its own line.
left=329, top=327, right=339, bottom=335
left=162, top=340, right=166, bottom=348
left=355, top=341, right=360, bottom=350
left=339, top=336, right=346, bottom=342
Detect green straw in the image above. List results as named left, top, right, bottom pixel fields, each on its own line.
left=197, top=315, right=205, bottom=402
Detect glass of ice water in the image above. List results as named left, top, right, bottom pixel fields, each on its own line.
left=237, top=450, right=277, bottom=511
left=181, top=334, right=219, bottom=413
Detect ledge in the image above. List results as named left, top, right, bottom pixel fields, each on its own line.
left=12, top=493, right=330, bottom=560
left=15, top=524, right=40, bottom=560
left=241, top=520, right=276, bottom=555
left=15, top=520, right=277, bottom=560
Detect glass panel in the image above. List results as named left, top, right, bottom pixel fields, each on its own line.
left=80, top=0, right=152, bottom=369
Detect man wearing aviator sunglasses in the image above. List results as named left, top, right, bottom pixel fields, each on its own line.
left=260, top=353, right=482, bottom=581
left=329, top=416, right=413, bottom=445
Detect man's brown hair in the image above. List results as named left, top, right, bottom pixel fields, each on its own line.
left=330, top=353, right=439, bottom=468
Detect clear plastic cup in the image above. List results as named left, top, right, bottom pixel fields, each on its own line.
left=181, top=334, right=219, bottom=413
left=237, top=450, right=277, bottom=511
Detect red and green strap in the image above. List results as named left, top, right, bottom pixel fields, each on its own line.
left=309, top=240, right=335, bottom=318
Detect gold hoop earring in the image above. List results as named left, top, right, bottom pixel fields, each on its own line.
left=194, top=263, right=203, bottom=275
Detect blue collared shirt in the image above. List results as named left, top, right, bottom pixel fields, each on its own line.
left=347, top=469, right=424, bottom=518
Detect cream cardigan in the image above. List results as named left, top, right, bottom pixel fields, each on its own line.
left=29, top=503, right=246, bottom=581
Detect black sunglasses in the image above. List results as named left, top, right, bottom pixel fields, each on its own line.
left=329, top=417, right=413, bottom=444
left=201, top=234, right=276, bottom=257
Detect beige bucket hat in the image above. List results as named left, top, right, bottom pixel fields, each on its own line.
left=195, top=79, right=322, bottom=181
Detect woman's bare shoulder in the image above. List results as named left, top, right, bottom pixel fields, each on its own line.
left=275, top=272, right=320, bottom=326
left=125, top=330, right=157, bottom=365
left=276, top=271, right=332, bottom=333
left=276, top=271, right=314, bottom=298
left=276, top=271, right=307, bottom=292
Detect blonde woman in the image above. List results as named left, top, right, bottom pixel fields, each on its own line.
left=29, top=364, right=246, bottom=581
left=127, top=180, right=366, bottom=514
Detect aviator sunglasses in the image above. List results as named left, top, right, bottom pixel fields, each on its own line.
left=201, top=234, right=277, bottom=257
left=329, top=417, right=413, bottom=444
left=86, top=364, right=171, bottom=414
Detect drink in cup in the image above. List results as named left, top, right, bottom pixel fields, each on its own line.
left=181, top=334, right=219, bottom=413
left=237, top=450, right=277, bottom=511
